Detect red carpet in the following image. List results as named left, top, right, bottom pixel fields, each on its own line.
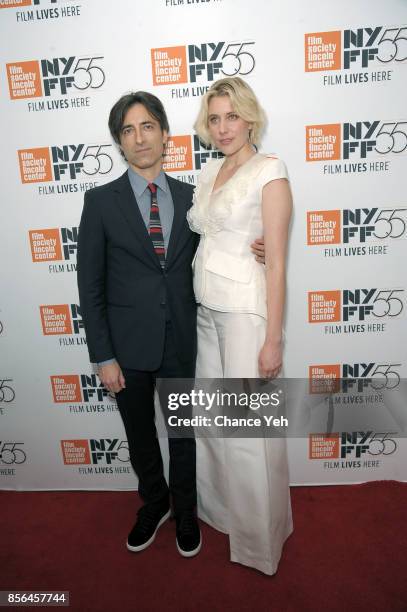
left=1, top=481, right=406, bottom=611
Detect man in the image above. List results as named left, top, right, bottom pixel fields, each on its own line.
left=77, top=91, right=265, bottom=559
left=77, top=91, right=201, bottom=557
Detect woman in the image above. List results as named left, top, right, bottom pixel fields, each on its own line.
left=187, top=77, right=293, bottom=575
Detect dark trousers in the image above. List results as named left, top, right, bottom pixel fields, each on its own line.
left=115, top=322, right=196, bottom=514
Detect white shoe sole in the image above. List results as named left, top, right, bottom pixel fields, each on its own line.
left=176, top=533, right=202, bottom=558
left=126, top=509, right=171, bottom=552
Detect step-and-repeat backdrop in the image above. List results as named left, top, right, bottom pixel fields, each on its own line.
left=1, top=0, right=406, bottom=489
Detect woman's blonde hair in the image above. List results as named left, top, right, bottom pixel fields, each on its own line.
left=194, top=77, right=266, bottom=147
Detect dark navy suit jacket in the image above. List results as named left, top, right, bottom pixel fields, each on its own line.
left=77, top=171, right=198, bottom=370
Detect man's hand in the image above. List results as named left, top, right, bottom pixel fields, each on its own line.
left=98, top=362, right=126, bottom=394
left=251, top=237, right=265, bottom=263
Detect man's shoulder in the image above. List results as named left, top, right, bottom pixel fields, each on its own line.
left=85, top=171, right=128, bottom=200
left=166, top=174, right=195, bottom=197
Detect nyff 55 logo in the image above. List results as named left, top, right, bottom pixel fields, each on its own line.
left=307, top=207, right=407, bottom=245
left=40, top=304, right=82, bottom=335
left=305, top=25, right=407, bottom=71
left=306, top=120, right=407, bottom=162
left=18, top=144, right=113, bottom=183
left=7, top=55, right=104, bottom=100
left=309, top=432, right=397, bottom=459
left=29, top=227, right=77, bottom=262
left=309, top=362, right=401, bottom=394
left=151, top=41, right=255, bottom=86
left=51, top=374, right=110, bottom=403
left=61, top=439, right=129, bottom=465
left=163, top=135, right=223, bottom=172
left=308, top=288, right=404, bottom=323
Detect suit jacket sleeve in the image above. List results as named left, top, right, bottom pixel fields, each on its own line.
left=77, top=188, right=115, bottom=363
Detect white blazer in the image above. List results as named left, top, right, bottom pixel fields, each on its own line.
left=187, top=153, right=289, bottom=319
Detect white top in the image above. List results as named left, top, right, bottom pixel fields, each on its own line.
left=187, top=153, right=289, bottom=319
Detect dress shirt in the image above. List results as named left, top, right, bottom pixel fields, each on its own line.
left=127, top=166, right=174, bottom=251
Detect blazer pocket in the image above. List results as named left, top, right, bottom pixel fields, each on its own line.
left=205, top=250, right=253, bottom=283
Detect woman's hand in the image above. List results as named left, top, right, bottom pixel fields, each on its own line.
left=251, top=237, right=265, bottom=263
left=258, top=340, right=282, bottom=379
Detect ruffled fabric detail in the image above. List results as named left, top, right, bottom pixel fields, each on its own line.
left=187, top=175, right=248, bottom=235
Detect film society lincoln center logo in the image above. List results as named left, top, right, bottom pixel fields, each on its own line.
left=39, top=304, right=83, bottom=336
left=163, top=135, right=223, bottom=173
left=304, top=25, right=407, bottom=73
left=151, top=41, right=255, bottom=86
left=60, top=439, right=129, bottom=467
left=307, top=207, right=407, bottom=246
left=18, top=143, right=113, bottom=183
left=0, top=0, right=34, bottom=7
left=308, top=288, right=405, bottom=324
left=308, top=362, right=401, bottom=394
left=163, top=136, right=193, bottom=172
left=0, top=0, right=80, bottom=9
left=305, top=120, right=407, bottom=163
left=0, top=0, right=54, bottom=7
left=309, top=432, right=397, bottom=463
left=29, top=227, right=77, bottom=262
left=50, top=374, right=113, bottom=404
left=6, top=54, right=104, bottom=102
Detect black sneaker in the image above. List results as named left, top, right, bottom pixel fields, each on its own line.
left=175, top=510, right=202, bottom=557
left=127, top=503, right=171, bottom=552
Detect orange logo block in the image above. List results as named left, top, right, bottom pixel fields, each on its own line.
left=6, top=61, right=42, bottom=99
left=306, top=124, right=341, bottom=162
left=308, top=290, right=341, bottom=323
left=151, top=46, right=188, bottom=86
left=18, top=147, right=52, bottom=183
left=307, top=210, right=341, bottom=245
left=309, top=433, right=340, bottom=459
left=51, top=375, right=81, bottom=403
left=163, top=135, right=193, bottom=172
left=29, top=228, right=62, bottom=262
left=0, top=0, right=32, bottom=8
left=309, top=364, right=340, bottom=394
left=305, top=31, right=341, bottom=72
left=40, top=305, right=72, bottom=335
left=61, top=440, right=91, bottom=465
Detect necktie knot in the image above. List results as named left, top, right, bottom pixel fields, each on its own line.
left=147, top=182, right=157, bottom=194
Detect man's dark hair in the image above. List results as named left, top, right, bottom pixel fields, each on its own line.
left=108, top=91, right=170, bottom=144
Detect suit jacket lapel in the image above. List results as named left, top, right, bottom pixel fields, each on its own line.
left=113, top=172, right=161, bottom=268
left=166, top=175, right=188, bottom=266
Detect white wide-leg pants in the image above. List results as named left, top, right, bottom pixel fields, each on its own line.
left=196, top=305, right=293, bottom=575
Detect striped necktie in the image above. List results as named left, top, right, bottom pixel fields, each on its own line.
left=147, top=182, right=165, bottom=268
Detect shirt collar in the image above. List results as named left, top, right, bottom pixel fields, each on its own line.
left=127, top=166, right=168, bottom=197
